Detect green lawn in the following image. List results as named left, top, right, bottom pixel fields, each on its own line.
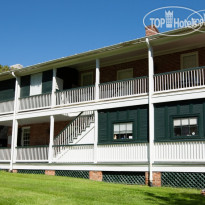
left=0, top=171, right=204, bottom=205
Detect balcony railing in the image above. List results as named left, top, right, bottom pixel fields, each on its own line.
left=1, top=67, right=205, bottom=115
left=19, top=93, right=51, bottom=111
left=56, top=85, right=95, bottom=106
left=16, top=146, right=49, bottom=162
left=0, top=147, right=11, bottom=161
left=0, top=100, right=14, bottom=114
left=154, top=66, right=205, bottom=92
left=155, top=141, right=205, bottom=161
left=99, top=76, right=148, bottom=99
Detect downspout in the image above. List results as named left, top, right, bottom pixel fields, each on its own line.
left=9, top=71, right=19, bottom=171
left=146, top=38, right=154, bottom=186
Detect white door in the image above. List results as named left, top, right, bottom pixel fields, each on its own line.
left=30, top=73, right=42, bottom=96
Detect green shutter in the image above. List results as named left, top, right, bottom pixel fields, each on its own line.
left=20, top=75, right=30, bottom=98
left=98, top=112, right=109, bottom=143
left=155, top=106, right=166, bottom=141
left=42, top=70, right=53, bottom=94
left=0, top=79, right=15, bottom=102
left=138, top=108, right=148, bottom=141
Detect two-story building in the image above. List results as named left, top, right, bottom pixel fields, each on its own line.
left=0, top=26, right=205, bottom=188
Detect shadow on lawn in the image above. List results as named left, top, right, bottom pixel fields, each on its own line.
left=142, top=191, right=204, bottom=205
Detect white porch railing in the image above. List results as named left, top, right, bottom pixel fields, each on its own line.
left=56, top=85, right=95, bottom=106
left=19, top=93, right=51, bottom=111
left=0, top=148, right=11, bottom=161
left=97, top=143, right=148, bottom=162
left=54, top=111, right=94, bottom=146
left=155, top=141, right=205, bottom=161
left=16, top=146, right=49, bottom=162
left=53, top=145, right=94, bottom=163
left=154, top=67, right=205, bottom=92
left=0, top=100, right=14, bottom=114
left=99, top=77, right=148, bottom=99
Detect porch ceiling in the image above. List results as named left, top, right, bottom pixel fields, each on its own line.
left=66, top=32, right=205, bottom=71
left=17, top=113, right=78, bottom=126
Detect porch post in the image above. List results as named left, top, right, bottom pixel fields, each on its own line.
left=10, top=119, right=18, bottom=171
left=95, top=59, right=100, bottom=101
left=146, top=38, right=155, bottom=186
left=51, top=68, right=57, bottom=108
left=94, top=110, right=98, bottom=163
left=10, top=75, right=20, bottom=171
left=48, top=115, right=55, bottom=163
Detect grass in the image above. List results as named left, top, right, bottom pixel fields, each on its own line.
left=0, top=171, right=204, bottom=205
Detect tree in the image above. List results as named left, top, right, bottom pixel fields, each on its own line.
left=0, top=65, right=10, bottom=73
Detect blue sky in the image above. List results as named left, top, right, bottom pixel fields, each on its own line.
left=0, top=0, right=204, bottom=67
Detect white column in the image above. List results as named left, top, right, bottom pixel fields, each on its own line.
left=10, top=75, right=20, bottom=171
left=95, top=59, right=100, bottom=101
left=51, top=68, right=57, bottom=108
left=94, top=110, right=98, bottom=163
left=48, top=115, right=55, bottom=163
left=146, top=38, right=154, bottom=186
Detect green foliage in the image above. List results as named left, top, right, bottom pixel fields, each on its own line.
left=0, top=65, right=10, bottom=73
left=0, top=171, right=204, bottom=205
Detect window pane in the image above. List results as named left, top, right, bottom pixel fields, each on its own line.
left=174, top=127, right=181, bottom=136
left=181, top=119, right=189, bottom=126
left=190, top=125, right=198, bottom=136
left=127, top=133, right=133, bottom=139
left=189, top=118, right=197, bottom=125
left=114, top=124, right=120, bottom=134
left=182, top=54, right=197, bottom=69
left=174, top=119, right=181, bottom=126
left=120, top=123, right=126, bottom=134
left=113, top=122, right=133, bottom=140
left=127, top=123, right=133, bottom=133
left=181, top=125, right=190, bottom=136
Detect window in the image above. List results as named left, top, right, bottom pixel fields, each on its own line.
left=81, top=72, right=93, bottom=86
left=113, top=122, right=133, bottom=140
left=21, top=127, right=30, bottom=146
left=117, top=68, right=133, bottom=80
left=173, top=117, right=198, bottom=137
left=181, top=52, right=198, bottom=69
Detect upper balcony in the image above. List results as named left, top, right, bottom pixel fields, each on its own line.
left=0, top=65, right=205, bottom=116
left=1, top=31, right=205, bottom=116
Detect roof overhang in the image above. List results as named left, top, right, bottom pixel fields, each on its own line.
left=1, top=25, right=205, bottom=79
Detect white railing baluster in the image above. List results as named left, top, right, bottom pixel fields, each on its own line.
left=19, top=93, right=51, bottom=111
left=16, top=146, right=49, bottom=162
left=53, top=111, right=95, bottom=156
left=154, top=67, right=205, bottom=93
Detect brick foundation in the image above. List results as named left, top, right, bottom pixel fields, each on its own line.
left=45, top=170, right=55, bottom=176
left=145, top=172, right=149, bottom=185
left=89, top=171, right=103, bottom=181
left=145, top=172, right=161, bottom=187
